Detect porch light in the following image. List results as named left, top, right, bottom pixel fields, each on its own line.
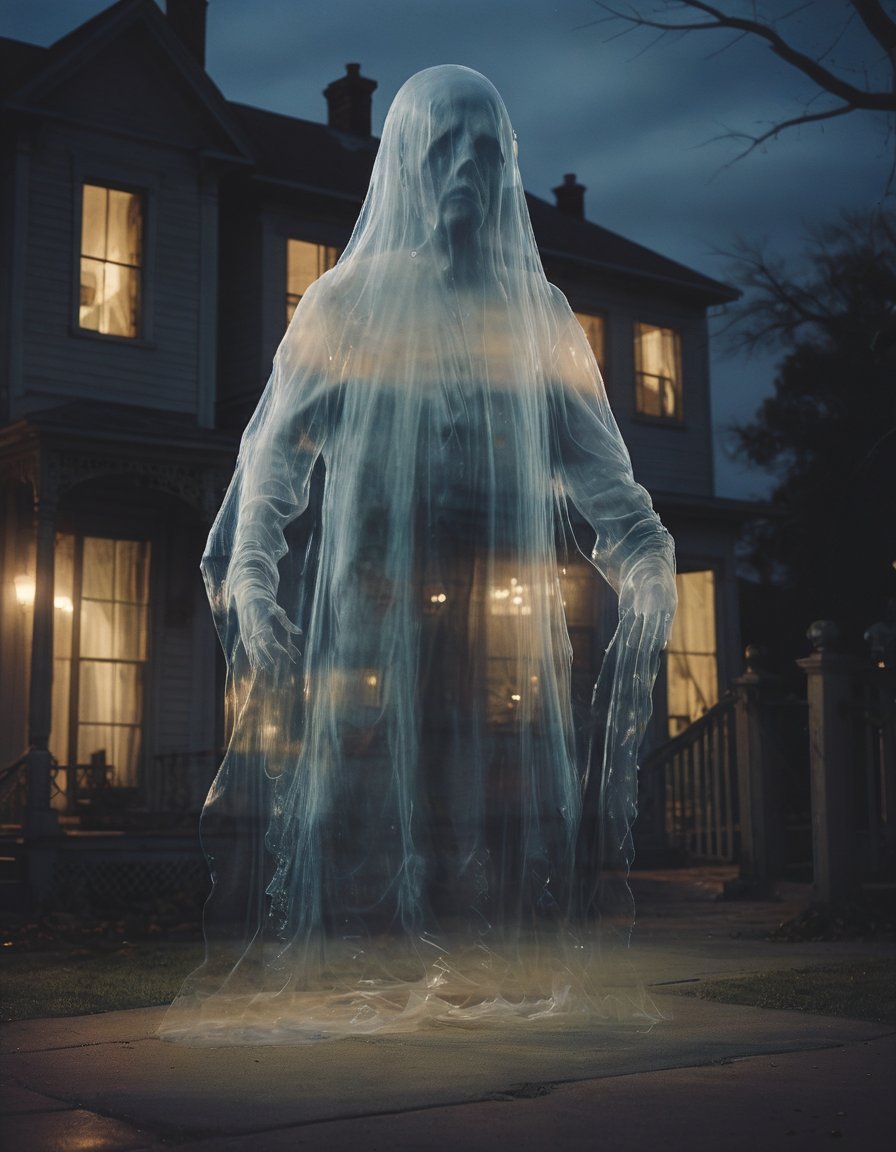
left=14, top=574, right=35, bottom=607
left=13, top=576, right=74, bottom=613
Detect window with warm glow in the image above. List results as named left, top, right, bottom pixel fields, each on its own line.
left=574, top=312, right=605, bottom=375
left=286, top=239, right=340, bottom=325
left=50, top=534, right=151, bottom=788
left=666, top=569, right=717, bottom=737
left=79, top=184, right=143, bottom=338
left=482, top=558, right=594, bottom=727
left=634, top=322, right=682, bottom=421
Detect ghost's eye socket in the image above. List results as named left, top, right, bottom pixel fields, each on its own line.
left=425, top=130, right=454, bottom=178
left=473, top=134, right=504, bottom=168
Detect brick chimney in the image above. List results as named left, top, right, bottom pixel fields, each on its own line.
left=553, top=173, right=586, bottom=219
left=324, top=64, right=378, bottom=137
left=166, top=0, right=208, bottom=68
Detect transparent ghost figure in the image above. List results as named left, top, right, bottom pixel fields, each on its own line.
left=160, top=65, right=676, bottom=1044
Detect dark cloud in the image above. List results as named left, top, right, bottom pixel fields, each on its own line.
left=3, top=0, right=889, bottom=496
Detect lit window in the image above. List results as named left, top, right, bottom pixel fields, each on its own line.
left=79, top=184, right=143, bottom=338
left=482, top=558, right=595, bottom=727
left=666, top=569, right=717, bottom=737
left=634, top=322, right=682, bottom=421
left=51, top=534, right=151, bottom=789
left=574, top=312, right=605, bottom=374
left=286, top=239, right=339, bottom=325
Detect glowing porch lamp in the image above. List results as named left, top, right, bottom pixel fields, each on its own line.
left=14, top=574, right=34, bottom=607
left=13, top=575, right=73, bottom=613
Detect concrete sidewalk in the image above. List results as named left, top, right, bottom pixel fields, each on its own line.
left=2, top=871, right=894, bottom=1151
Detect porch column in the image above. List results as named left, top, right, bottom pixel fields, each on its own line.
left=797, top=621, right=856, bottom=905
left=26, top=489, right=59, bottom=837
left=732, top=645, right=782, bottom=893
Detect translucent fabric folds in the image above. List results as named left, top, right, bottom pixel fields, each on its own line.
left=161, top=65, right=676, bottom=1044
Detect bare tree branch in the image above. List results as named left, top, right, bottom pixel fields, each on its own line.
left=592, top=1, right=896, bottom=146
left=708, top=103, right=855, bottom=167
left=850, top=0, right=896, bottom=64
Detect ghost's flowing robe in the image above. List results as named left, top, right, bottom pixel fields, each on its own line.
left=162, top=66, right=675, bottom=1043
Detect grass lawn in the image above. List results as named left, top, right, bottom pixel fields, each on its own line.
left=682, top=958, right=896, bottom=1026
left=0, top=941, right=204, bottom=1022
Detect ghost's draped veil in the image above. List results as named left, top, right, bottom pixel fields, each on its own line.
left=160, top=65, right=676, bottom=1044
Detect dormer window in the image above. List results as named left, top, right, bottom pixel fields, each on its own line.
left=634, top=322, right=682, bottom=422
left=79, top=184, right=143, bottom=338
left=286, top=239, right=339, bottom=326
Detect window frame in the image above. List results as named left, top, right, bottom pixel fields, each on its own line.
left=664, top=565, right=720, bottom=737
left=633, top=320, right=684, bottom=425
left=285, top=237, right=340, bottom=327
left=51, top=531, right=152, bottom=790
left=70, top=161, right=157, bottom=347
left=573, top=310, right=608, bottom=379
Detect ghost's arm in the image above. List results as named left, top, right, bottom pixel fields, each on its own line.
left=553, top=378, right=676, bottom=638
left=227, top=396, right=327, bottom=671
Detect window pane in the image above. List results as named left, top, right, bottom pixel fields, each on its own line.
left=79, top=661, right=143, bottom=725
left=113, top=662, right=144, bottom=725
left=80, top=599, right=114, bottom=658
left=635, top=322, right=682, bottom=421
left=574, top=312, right=604, bottom=372
left=287, top=239, right=319, bottom=299
left=666, top=570, right=717, bottom=735
left=54, top=596, right=74, bottom=655
left=114, top=540, right=151, bottom=603
left=78, top=660, right=114, bottom=722
left=106, top=188, right=142, bottom=265
left=113, top=603, right=149, bottom=660
left=286, top=239, right=340, bottom=324
left=79, top=184, right=142, bottom=338
left=637, top=374, right=662, bottom=418
left=100, top=264, right=140, bottom=338
left=79, top=257, right=104, bottom=330
left=81, top=184, right=107, bottom=259
left=82, top=538, right=114, bottom=599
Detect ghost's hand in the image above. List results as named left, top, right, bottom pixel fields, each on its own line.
left=238, top=595, right=302, bottom=673
left=618, top=557, right=677, bottom=650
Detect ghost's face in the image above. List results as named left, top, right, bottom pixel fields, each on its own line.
left=425, top=95, right=504, bottom=237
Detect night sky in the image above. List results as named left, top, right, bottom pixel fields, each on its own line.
left=2, top=0, right=890, bottom=497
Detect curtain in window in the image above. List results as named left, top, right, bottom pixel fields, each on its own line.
left=51, top=535, right=150, bottom=790
left=666, top=570, right=717, bottom=736
left=635, top=323, right=681, bottom=419
left=80, top=185, right=142, bottom=338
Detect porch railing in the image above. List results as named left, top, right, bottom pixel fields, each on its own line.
left=639, top=695, right=738, bottom=862
left=0, top=751, right=29, bottom=826
left=148, top=750, right=221, bottom=816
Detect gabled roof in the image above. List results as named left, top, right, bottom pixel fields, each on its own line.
left=0, top=0, right=252, bottom=162
left=525, top=194, right=737, bottom=305
left=0, top=37, right=46, bottom=96
left=229, top=102, right=377, bottom=204
left=228, top=97, right=734, bottom=304
left=0, top=0, right=733, bottom=305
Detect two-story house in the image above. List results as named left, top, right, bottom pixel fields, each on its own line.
left=0, top=0, right=747, bottom=837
